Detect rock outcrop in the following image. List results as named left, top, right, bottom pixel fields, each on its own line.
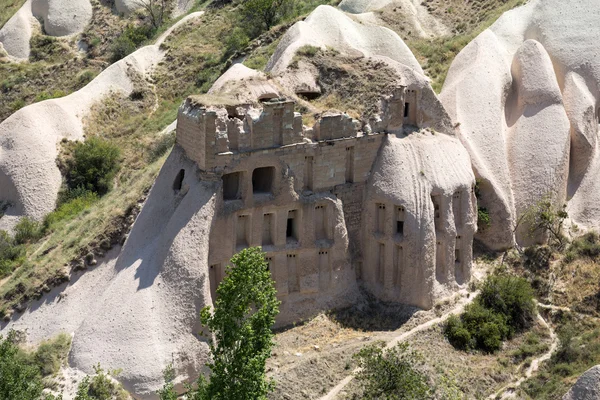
left=441, top=0, right=600, bottom=249
left=563, top=365, right=600, bottom=400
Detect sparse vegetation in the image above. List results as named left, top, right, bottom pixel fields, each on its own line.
left=0, top=0, right=26, bottom=29
left=0, top=330, right=71, bottom=399
left=445, top=274, right=535, bottom=353
left=74, top=364, right=129, bottom=400
left=352, top=341, right=431, bottom=399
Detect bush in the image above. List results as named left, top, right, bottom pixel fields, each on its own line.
left=0, top=331, right=44, bottom=400
left=445, top=314, right=472, bottom=350
left=14, top=217, right=44, bottom=245
left=445, top=275, right=535, bottom=353
left=564, top=231, right=600, bottom=263
left=353, top=341, right=431, bottom=399
left=0, top=231, right=24, bottom=277
left=478, top=275, right=535, bottom=332
left=224, top=27, right=250, bottom=57
left=34, top=334, right=72, bottom=376
left=68, top=138, right=121, bottom=196
left=74, top=365, right=129, bottom=400
left=477, top=207, right=491, bottom=231
left=110, top=24, right=155, bottom=62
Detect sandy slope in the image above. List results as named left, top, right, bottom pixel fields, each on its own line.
left=2, top=146, right=216, bottom=398
left=0, top=11, right=204, bottom=232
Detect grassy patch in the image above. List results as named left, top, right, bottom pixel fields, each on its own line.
left=0, top=158, right=164, bottom=313
left=0, top=0, right=26, bottom=29
left=376, top=0, right=528, bottom=92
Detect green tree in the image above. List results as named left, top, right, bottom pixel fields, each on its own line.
left=178, top=247, right=280, bottom=400
left=241, top=0, right=291, bottom=36
left=69, top=138, right=121, bottom=196
left=0, top=331, right=44, bottom=400
left=353, top=341, right=431, bottom=399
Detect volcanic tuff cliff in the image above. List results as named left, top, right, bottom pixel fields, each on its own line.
left=1, top=0, right=600, bottom=398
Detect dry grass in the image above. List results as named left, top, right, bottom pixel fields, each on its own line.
left=0, top=0, right=25, bottom=29
left=375, top=0, right=527, bottom=92
left=0, top=156, right=165, bottom=314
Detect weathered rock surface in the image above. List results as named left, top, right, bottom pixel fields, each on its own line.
left=441, top=0, right=600, bottom=249
left=563, top=365, right=600, bottom=400
left=0, top=0, right=35, bottom=59
left=31, top=0, right=92, bottom=37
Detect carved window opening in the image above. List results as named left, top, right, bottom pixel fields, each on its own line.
left=396, top=206, right=405, bottom=235
left=173, top=169, right=185, bottom=191
left=222, top=172, right=242, bottom=201
left=236, top=215, right=249, bottom=248
left=404, top=103, right=410, bottom=118
left=252, top=167, right=275, bottom=195
left=287, top=210, right=299, bottom=242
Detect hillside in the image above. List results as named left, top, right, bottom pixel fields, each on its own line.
left=1, top=0, right=600, bottom=399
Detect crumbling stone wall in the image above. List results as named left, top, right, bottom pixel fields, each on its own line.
left=175, top=89, right=475, bottom=322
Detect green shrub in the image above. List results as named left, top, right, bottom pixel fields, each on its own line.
left=110, top=24, right=155, bottom=62
left=296, top=44, right=320, bottom=57
left=69, top=138, right=121, bottom=196
left=240, top=0, right=292, bottom=37
left=478, top=275, right=535, bottom=332
left=0, top=331, right=44, bottom=400
left=14, top=217, right=44, bottom=245
left=564, top=231, right=600, bottom=263
left=477, top=206, right=491, bottom=231
left=224, top=27, right=250, bottom=57
left=0, top=231, right=24, bottom=277
left=75, top=365, right=129, bottom=400
left=353, top=341, right=431, bottom=399
left=445, top=314, right=472, bottom=350
left=34, top=334, right=72, bottom=376
left=445, top=275, right=535, bottom=353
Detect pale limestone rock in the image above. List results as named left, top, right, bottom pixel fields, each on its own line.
left=563, top=366, right=600, bottom=400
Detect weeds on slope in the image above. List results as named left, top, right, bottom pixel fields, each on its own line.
left=383, top=0, right=528, bottom=92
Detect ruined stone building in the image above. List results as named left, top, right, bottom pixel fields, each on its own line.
left=175, top=87, right=477, bottom=324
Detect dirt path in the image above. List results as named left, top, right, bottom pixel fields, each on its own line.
left=488, top=306, right=559, bottom=399
left=318, top=291, right=477, bottom=400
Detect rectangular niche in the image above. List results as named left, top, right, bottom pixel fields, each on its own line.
left=287, top=210, right=299, bottom=242
left=236, top=214, right=249, bottom=249
left=318, top=250, right=330, bottom=290
left=453, top=191, right=462, bottom=228
left=287, top=254, right=299, bottom=293
left=315, top=205, right=328, bottom=240
left=377, top=242, right=385, bottom=285
left=396, top=206, right=405, bottom=236
left=265, top=256, right=273, bottom=272
left=222, top=172, right=242, bottom=201
left=252, top=166, right=275, bottom=195
left=345, top=146, right=355, bottom=184
left=262, top=213, right=274, bottom=246
left=394, top=245, right=403, bottom=287
left=304, top=156, right=314, bottom=191
left=376, top=203, right=386, bottom=234
left=431, top=195, right=441, bottom=231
